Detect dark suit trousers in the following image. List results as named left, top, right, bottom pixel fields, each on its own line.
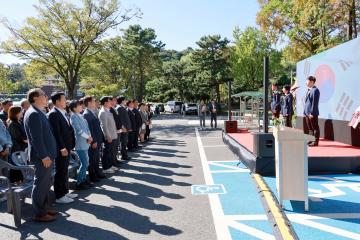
left=145, top=125, right=150, bottom=140
left=120, top=132, right=128, bottom=157
left=128, top=131, right=136, bottom=150
left=32, top=159, right=52, bottom=217
left=102, top=141, right=114, bottom=170
left=88, top=144, right=101, bottom=179
left=54, top=153, right=70, bottom=199
left=133, top=128, right=140, bottom=148
left=305, top=115, right=320, bottom=143
left=284, top=115, right=292, bottom=128
left=112, top=134, right=121, bottom=165
left=211, top=114, right=217, bottom=128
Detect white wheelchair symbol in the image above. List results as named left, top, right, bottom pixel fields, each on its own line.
left=309, top=176, right=360, bottom=198
left=191, top=184, right=226, bottom=195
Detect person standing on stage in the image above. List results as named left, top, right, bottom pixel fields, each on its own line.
left=271, top=83, right=281, bottom=119
left=281, top=85, right=294, bottom=127
left=304, top=76, right=321, bottom=147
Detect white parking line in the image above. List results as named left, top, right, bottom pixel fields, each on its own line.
left=203, top=145, right=227, bottom=148
left=227, top=220, right=275, bottom=240
left=209, top=162, right=245, bottom=171
left=195, top=128, right=232, bottom=240
left=211, top=169, right=250, bottom=173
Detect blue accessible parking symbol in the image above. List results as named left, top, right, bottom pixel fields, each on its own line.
left=191, top=184, right=226, bottom=195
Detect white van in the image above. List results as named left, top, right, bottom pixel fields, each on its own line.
left=165, top=101, right=183, bottom=113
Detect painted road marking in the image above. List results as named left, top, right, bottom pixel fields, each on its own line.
left=203, top=145, right=227, bottom=148
left=195, top=127, right=232, bottom=240
left=209, top=162, right=249, bottom=171
left=225, top=213, right=360, bottom=240
left=191, top=184, right=226, bottom=195
left=290, top=217, right=360, bottom=240
left=227, top=219, right=276, bottom=240
left=211, top=169, right=250, bottom=173
left=253, top=174, right=297, bottom=240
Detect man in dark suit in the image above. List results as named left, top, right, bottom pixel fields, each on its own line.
left=48, top=92, right=76, bottom=204
left=83, top=96, right=106, bottom=182
left=271, top=83, right=281, bottom=119
left=23, top=88, right=58, bottom=222
left=109, top=97, right=122, bottom=167
left=281, top=85, right=294, bottom=127
left=304, top=76, right=321, bottom=146
left=116, top=96, right=131, bottom=160
left=133, top=100, right=142, bottom=149
left=127, top=101, right=137, bottom=152
left=208, top=99, right=218, bottom=128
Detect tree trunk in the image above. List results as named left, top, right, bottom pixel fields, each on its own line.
left=352, top=0, right=357, bottom=38
left=66, top=76, right=77, bottom=100
left=138, top=62, right=145, bottom=102
left=215, top=83, right=221, bottom=104
left=348, top=6, right=354, bottom=40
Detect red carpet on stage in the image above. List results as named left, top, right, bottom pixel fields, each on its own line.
left=228, top=132, right=360, bottom=158
left=224, top=132, right=360, bottom=175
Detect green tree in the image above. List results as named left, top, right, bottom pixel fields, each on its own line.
left=256, top=0, right=343, bottom=62
left=231, top=27, right=288, bottom=93
left=192, top=35, right=231, bottom=103
left=122, top=25, right=165, bottom=101
left=1, top=0, right=139, bottom=99
left=80, top=37, right=127, bottom=98
left=0, top=64, right=16, bottom=94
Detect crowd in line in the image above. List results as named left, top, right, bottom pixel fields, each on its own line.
left=0, top=88, right=153, bottom=222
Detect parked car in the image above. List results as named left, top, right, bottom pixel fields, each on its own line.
left=149, top=103, right=164, bottom=115
left=157, top=103, right=165, bottom=112
left=181, top=103, right=198, bottom=115
left=165, top=101, right=183, bottom=113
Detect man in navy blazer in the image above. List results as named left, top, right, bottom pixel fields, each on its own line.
left=83, top=96, right=106, bottom=181
left=271, top=83, right=281, bottom=119
left=48, top=92, right=76, bottom=204
left=208, top=99, right=219, bottom=128
left=304, top=76, right=321, bottom=146
left=281, top=85, right=294, bottom=127
left=23, top=88, right=57, bottom=222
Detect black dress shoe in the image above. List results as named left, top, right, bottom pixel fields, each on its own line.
left=97, top=173, right=107, bottom=179
left=85, top=180, right=95, bottom=187
left=76, top=183, right=90, bottom=190
left=90, top=177, right=100, bottom=183
left=308, top=142, right=319, bottom=147
left=122, top=156, right=131, bottom=161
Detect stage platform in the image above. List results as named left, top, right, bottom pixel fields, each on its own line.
left=223, top=131, right=360, bottom=176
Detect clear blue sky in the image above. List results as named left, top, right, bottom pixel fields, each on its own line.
left=0, top=0, right=259, bottom=64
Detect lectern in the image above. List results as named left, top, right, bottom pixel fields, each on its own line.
left=272, top=126, right=315, bottom=211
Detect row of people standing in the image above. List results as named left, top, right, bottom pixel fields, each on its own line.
left=271, top=76, right=320, bottom=146
left=271, top=84, right=294, bottom=127
left=198, top=99, right=219, bottom=130
left=0, top=88, right=153, bottom=222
